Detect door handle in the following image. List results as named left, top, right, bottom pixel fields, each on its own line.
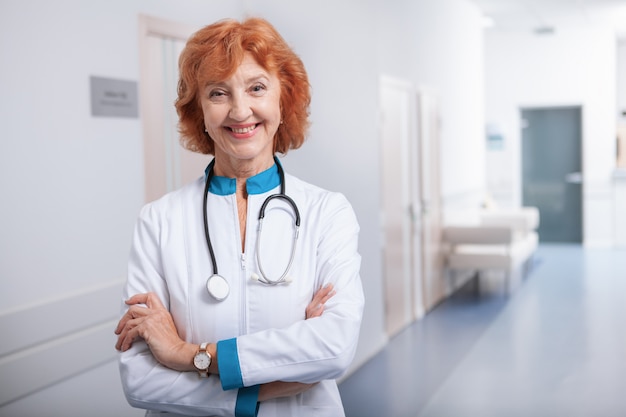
left=565, top=172, right=583, bottom=184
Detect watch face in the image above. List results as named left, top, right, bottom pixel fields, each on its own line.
left=194, top=353, right=210, bottom=370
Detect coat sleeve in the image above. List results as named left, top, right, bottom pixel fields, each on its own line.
left=118, top=201, right=243, bottom=416
left=219, top=192, right=365, bottom=388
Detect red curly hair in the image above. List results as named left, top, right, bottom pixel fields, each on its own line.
left=175, top=17, right=311, bottom=155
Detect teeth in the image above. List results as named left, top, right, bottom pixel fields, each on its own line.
left=232, top=125, right=256, bottom=134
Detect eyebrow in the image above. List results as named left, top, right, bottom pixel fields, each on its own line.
left=205, top=74, right=271, bottom=89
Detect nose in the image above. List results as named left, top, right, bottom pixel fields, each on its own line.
left=229, top=92, right=253, bottom=121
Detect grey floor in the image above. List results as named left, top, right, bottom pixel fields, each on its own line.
left=339, top=244, right=626, bottom=417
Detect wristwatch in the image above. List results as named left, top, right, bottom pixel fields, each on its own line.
left=193, top=342, right=212, bottom=378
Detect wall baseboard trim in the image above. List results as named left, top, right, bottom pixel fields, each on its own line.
left=0, top=280, right=125, bottom=406
left=0, top=280, right=124, bottom=357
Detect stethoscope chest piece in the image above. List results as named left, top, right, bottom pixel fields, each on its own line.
left=207, top=274, right=230, bottom=301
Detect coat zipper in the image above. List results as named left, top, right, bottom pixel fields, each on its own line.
left=239, top=194, right=251, bottom=335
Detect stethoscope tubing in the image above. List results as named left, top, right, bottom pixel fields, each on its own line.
left=202, top=163, right=219, bottom=275
left=255, top=194, right=300, bottom=285
left=203, top=157, right=300, bottom=295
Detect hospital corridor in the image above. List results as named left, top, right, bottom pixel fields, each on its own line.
left=339, top=244, right=626, bottom=416
left=2, top=0, right=626, bottom=416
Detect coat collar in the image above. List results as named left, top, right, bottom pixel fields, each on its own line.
left=204, top=160, right=281, bottom=196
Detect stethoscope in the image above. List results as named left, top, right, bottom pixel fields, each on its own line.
left=203, top=157, right=301, bottom=301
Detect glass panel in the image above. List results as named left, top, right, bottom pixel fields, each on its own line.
left=521, top=107, right=582, bottom=243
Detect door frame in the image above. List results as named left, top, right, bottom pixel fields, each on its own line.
left=138, top=15, right=204, bottom=203
left=379, top=75, right=423, bottom=337
left=417, top=90, right=444, bottom=311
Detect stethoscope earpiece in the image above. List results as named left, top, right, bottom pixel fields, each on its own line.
left=250, top=273, right=293, bottom=285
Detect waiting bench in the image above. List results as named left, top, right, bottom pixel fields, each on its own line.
left=443, top=207, right=539, bottom=292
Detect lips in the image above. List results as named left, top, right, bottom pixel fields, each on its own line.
left=228, top=124, right=259, bottom=134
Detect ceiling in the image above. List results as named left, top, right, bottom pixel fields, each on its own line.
left=470, top=0, right=626, bottom=36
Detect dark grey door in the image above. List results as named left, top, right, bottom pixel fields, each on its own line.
left=521, top=106, right=583, bottom=243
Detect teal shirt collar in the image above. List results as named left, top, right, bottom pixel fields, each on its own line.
left=203, top=159, right=282, bottom=196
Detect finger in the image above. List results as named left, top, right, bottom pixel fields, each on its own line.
left=116, top=305, right=149, bottom=333
left=117, top=317, right=143, bottom=351
left=115, top=317, right=135, bottom=350
left=116, top=331, right=131, bottom=351
left=115, top=325, right=129, bottom=351
left=114, top=317, right=126, bottom=335
left=312, top=284, right=334, bottom=302
left=319, top=283, right=334, bottom=294
left=314, top=285, right=335, bottom=305
left=114, top=307, right=144, bottom=335
left=320, top=289, right=337, bottom=304
left=116, top=295, right=148, bottom=335
left=306, top=303, right=322, bottom=314
left=119, top=329, right=138, bottom=351
left=115, top=310, right=148, bottom=350
left=125, top=293, right=150, bottom=306
left=114, top=313, right=134, bottom=335
left=306, top=303, right=324, bottom=319
left=144, top=292, right=166, bottom=310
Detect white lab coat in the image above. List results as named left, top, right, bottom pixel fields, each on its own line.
left=119, top=167, right=364, bottom=417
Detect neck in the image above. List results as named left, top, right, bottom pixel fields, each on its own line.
left=213, top=155, right=275, bottom=181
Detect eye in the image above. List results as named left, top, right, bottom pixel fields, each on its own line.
left=250, top=83, right=267, bottom=96
left=208, top=89, right=228, bottom=102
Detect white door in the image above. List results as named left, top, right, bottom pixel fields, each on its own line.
left=138, top=15, right=208, bottom=203
left=379, top=76, right=424, bottom=337
left=417, top=91, right=444, bottom=311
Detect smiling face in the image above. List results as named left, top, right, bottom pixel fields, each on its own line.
left=201, top=53, right=282, bottom=175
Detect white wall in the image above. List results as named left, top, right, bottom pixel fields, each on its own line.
left=484, top=26, right=617, bottom=246
left=0, top=0, right=484, bottom=415
left=374, top=0, right=486, bottom=200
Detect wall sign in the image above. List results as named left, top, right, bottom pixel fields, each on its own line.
left=90, top=76, right=138, bottom=118
left=486, top=123, right=504, bottom=151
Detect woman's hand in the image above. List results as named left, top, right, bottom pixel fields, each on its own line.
left=305, top=283, right=336, bottom=319
left=115, top=292, right=195, bottom=371
left=114, top=284, right=335, bottom=377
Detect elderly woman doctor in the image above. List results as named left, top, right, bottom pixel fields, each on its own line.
left=114, top=17, right=364, bottom=417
